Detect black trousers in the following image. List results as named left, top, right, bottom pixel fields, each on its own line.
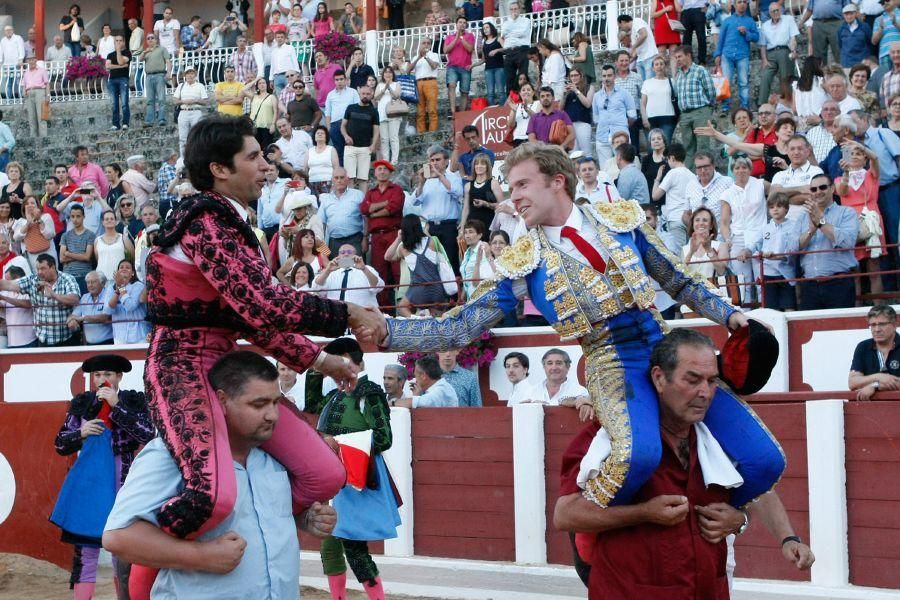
left=504, top=46, right=531, bottom=93
left=387, top=0, right=405, bottom=29
left=798, top=275, right=855, bottom=311
left=428, top=219, right=461, bottom=276
left=681, top=8, right=708, bottom=64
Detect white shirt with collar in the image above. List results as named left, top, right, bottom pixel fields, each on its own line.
left=507, top=378, right=541, bottom=405
left=501, top=14, right=533, bottom=47
left=542, top=205, right=609, bottom=268
left=412, top=52, right=441, bottom=79
left=576, top=173, right=621, bottom=204
left=541, top=377, right=589, bottom=406
left=0, top=34, right=25, bottom=65
left=315, top=264, right=384, bottom=308
left=771, top=161, right=823, bottom=219
left=269, top=41, right=300, bottom=78
left=275, top=129, right=313, bottom=169
left=759, top=15, right=799, bottom=48
left=686, top=172, right=734, bottom=225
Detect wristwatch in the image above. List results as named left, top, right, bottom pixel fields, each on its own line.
left=872, top=380, right=881, bottom=390
left=735, top=509, right=750, bottom=535
left=816, top=218, right=826, bottom=228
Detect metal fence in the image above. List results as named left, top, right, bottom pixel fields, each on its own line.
left=1, top=0, right=815, bottom=107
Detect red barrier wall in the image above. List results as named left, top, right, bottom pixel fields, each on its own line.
left=733, top=403, right=810, bottom=581
left=0, top=401, right=74, bottom=569
left=846, top=402, right=900, bottom=589
left=411, top=408, right=515, bottom=561
left=544, top=408, right=582, bottom=565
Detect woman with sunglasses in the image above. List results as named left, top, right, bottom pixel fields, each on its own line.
left=114, top=194, right=143, bottom=240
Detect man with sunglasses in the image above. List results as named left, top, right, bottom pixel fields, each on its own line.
left=285, top=79, right=322, bottom=131
left=277, top=70, right=301, bottom=116
left=743, top=104, right=776, bottom=177
left=685, top=151, right=733, bottom=224
left=142, top=32, right=172, bottom=128
left=850, top=305, right=900, bottom=401
left=797, top=173, right=859, bottom=310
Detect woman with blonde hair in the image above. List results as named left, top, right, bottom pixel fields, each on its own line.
left=2, top=162, right=33, bottom=220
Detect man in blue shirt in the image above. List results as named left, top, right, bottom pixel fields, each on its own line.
left=67, top=270, right=113, bottom=344
left=437, top=348, right=482, bottom=407
left=395, top=355, right=459, bottom=408
left=838, top=4, right=873, bottom=68
left=323, top=71, right=360, bottom=167
left=451, top=125, right=496, bottom=181
left=714, top=0, right=760, bottom=112
left=591, top=64, right=636, bottom=165
left=798, top=173, right=859, bottom=310
left=320, top=168, right=366, bottom=257
left=413, top=144, right=465, bottom=274
left=103, top=351, right=339, bottom=600
left=463, top=0, right=484, bottom=22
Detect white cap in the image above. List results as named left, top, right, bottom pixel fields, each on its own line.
left=284, top=192, right=316, bottom=212
left=842, top=3, right=858, bottom=12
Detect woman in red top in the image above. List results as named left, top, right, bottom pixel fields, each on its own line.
left=652, top=0, right=683, bottom=71
left=836, top=141, right=884, bottom=300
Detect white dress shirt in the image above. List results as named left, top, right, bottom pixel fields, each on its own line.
left=542, top=205, right=609, bottom=268
left=507, top=378, right=540, bottom=405
left=501, top=15, right=533, bottom=47
left=759, top=16, right=799, bottom=48
left=275, top=129, right=313, bottom=169
left=771, top=161, right=823, bottom=220
left=269, top=41, right=300, bottom=78
left=0, top=34, right=25, bottom=65
left=315, top=265, right=384, bottom=307
left=540, top=377, right=589, bottom=406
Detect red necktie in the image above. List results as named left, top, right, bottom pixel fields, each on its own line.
left=561, top=226, right=606, bottom=273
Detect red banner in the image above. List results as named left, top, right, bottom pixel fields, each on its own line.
left=453, top=105, right=514, bottom=159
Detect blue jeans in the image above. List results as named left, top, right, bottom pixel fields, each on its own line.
left=133, top=62, right=144, bottom=95
left=145, top=72, right=168, bottom=125
left=0, top=151, right=9, bottom=173
left=108, top=78, right=130, bottom=128
left=330, top=121, right=346, bottom=167
left=484, top=67, right=505, bottom=106
left=446, top=65, right=472, bottom=94
left=273, top=72, right=287, bottom=96
left=637, top=56, right=656, bottom=82
left=721, top=55, right=750, bottom=111
left=107, top=77, right=131, bottom=127
left=68, top=41, right=81, bottom=57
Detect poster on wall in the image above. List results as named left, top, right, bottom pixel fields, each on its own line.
left=453, top=104, right=513, bottom=188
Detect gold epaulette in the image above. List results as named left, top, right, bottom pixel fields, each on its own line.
left=588, top=199, right=646, bottom=233
left=494, top=229, right=542, bottom=279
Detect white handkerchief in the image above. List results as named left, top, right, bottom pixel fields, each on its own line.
left=576, top=423, right=744, bottom=490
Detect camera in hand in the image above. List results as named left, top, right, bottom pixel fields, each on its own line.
left=338, top=256, right=354, bottom=269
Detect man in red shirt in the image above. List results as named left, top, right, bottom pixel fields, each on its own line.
left=360, top=160, right=404, bottom=313
left=554, top=328, right=744, bottom=599
left=743, top=103, right=777, bottom=178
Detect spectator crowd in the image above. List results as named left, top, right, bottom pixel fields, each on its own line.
left=2, top=0, right=900, bottom=355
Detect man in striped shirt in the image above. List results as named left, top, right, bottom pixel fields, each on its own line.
left=673, top=44, right=715, bottom=169
left=230, top=36, right=257, bottom=83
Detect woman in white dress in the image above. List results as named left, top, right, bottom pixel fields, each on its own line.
left=720, top=157, right=767, bottom=304
left=94, top=210, right=133, bottom=283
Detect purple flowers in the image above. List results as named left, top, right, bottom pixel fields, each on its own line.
left=314, top=32, right=360, bottom=64
left=65, top=55, right=108, bottom=80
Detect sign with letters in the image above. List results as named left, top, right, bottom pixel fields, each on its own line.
left=453, top=105, right=514, bottom=159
